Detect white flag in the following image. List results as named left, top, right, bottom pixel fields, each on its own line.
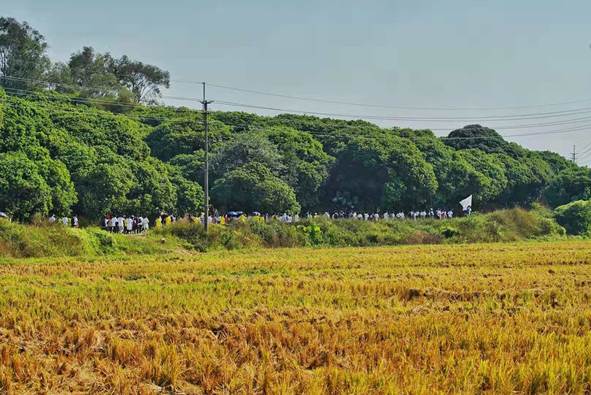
left=459, top=195, right=472, bottom=210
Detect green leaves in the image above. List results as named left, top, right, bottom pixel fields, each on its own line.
left=544, top=167, right=591, bottom=208
left=212, top=162, right=300, bottom=214
left=0, top=84, right=587, bottom=220
left=0, top=17, right=51, bottom=91
left=146, top=117, right=230, bottom=162
left=554, top=200, right=591, bottom=235
left=0, top=152, right=52, bottom=220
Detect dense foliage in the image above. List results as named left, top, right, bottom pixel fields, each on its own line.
left=0, top=87, right=584, bottom=220
left=554, top=200, right=591, bottom=235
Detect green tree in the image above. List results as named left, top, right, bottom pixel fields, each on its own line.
left=50, top=107, right=150, bottom=160
left=65, top=46, right=120, bottom=98
left=457, top=149, right=509, bottom=206
left=146, top=117, right=231, bottom=162
left=494, top=152, right=552, bottom=206
left=211, top=131, right=285, bottom=178
left=544, top=167, right=591, bottom=208
left=323, top=133, right=437, bottom=211
left=444, top=124, right=524, bottom=158
left=168, top=168, right=204, bottom=216
left=211, top=162, right=300, bottom=214
left=40, top=127, right=98, bottom=183
left=0, top=95, right=51, bottom=152
left=169, top=151, right=205, bottom=182
left=77, top=155, right=135, bottom=219
left=212, top=111, right=266, bottom=132
left=397, top=129, right=481, bottom=207
left=109, top=55, right=170, bottom=103
left=265, top=126, right=334, bottom=210
left=0, top=17, right=50, bottom=90
left=125, top=158, right=177, bottom=216
left=0, top=151, right=52, bottom=220
left=535, top=150, right=578, bottom=174
left=22, top=145, right=77, bottom=216
left=554, top=200, right=591, bottom=235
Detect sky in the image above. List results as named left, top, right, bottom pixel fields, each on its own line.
left=3, top=0, right=591, bottom=162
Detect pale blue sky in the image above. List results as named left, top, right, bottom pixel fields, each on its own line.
left=3, top=0, right=591, bottom=161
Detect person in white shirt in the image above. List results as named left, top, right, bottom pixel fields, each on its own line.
left=49, top=215, right=56, bottom=223
left=126, top=217, right=133, bottom=233
left=109, top=216, right=117, bottom=232
left=72, top=216, right=79, bottom=228
left=447, top=210, right=453, bottom=218
left=117, top=216, right=124, bottom=233
left=61, top=217, right=69, bottom=226
left=142, top=217, right=149, bottom=232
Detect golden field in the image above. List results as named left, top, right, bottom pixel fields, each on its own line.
left=1, top=241, right=591, bottom=394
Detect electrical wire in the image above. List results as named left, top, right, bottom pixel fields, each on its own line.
left=173, top=79, right=591, bottom=112
left=2, top=81, right=590, bottom=153
left=7, top=74, right=591, bottom=123
left=213, top=100, right=591, bottom=122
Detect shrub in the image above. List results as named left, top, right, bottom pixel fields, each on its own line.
left=0, top=207, right=568, bottom=257
left=441, top=226, right=460, bottom=238
left=554, top=200, right=591, bottom=235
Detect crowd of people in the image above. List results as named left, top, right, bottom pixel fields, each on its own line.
left=44, top=205, right=472, bottom=233
left=103, top=214, right=150, bottom=233
left=203, top=206, right=471, bottom=225
left=303, top=207, right=464, bottom=221
left=48, top=214, right=79, bottom=227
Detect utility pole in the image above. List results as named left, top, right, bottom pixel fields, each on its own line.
left=572, top=144, right=577, bottom=163
left=201, top=82, right=213, bottom=233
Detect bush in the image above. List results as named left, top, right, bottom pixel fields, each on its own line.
left=554, top=200, right=591, bottom=235
left=0, top=220, right=179, bottom=257
left=0, top=207, right=568, bottom=258
left=441, top=226, right=460, bottom=238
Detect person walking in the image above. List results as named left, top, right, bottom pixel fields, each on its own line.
left=126, top=216, right=133, bottom=234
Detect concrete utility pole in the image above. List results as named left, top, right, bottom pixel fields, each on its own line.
left=572, top=144, right=577, bottom=163
left=201, top=82, right=213, bottom=233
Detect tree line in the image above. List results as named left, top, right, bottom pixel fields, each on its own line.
left=0, top=17, right=169, bottom=105
left=1, top=16, right=590, bottom=221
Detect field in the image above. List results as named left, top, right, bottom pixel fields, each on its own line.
left=1, top=241, right=591, bottom=394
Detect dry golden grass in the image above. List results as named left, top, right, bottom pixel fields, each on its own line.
left=0, top=241, right=590, bottom=393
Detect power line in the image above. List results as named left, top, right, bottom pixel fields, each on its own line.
left=173, top=79, right=591, bottom=112
left=7, top=83, right=591, bottom=133
left=579, top=141, right=591, bottom=154
left=7, top=74, right=591, bottom=123
left=3, top=81, right=591, bottom=163
left=3, top=89, right=591, bottom=143
left=577, top=151, right=591, bottom=161
left=213, top=100, right=591, bottom=123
